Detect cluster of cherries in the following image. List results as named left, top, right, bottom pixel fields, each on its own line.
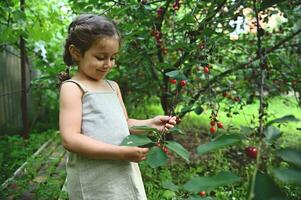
left=157, top=6, right=164, bottom=17
left=195, top=64, right=210, bottom=74
left=209, top=120, right=223, bottom=134
left=169, top=78, right=187, bottom=87
left=151, top=29, right=168, bottom=55
left=156, top=143, right=171, bottom=156
left=156, top=1, right=181, bottom=16
left=222, top=92, right=241, bottom=103
left=172, top=0, right=181, bottom=11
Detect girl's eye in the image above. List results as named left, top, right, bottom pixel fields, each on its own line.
left=96, top=56, right=105, bottom=60
left=95, top=56, right=116, bottom=61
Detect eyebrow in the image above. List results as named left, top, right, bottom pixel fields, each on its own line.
left=95, top=52, right=118, bottom=56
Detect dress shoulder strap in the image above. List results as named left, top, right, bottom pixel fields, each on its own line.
left=63, top=79, right=88, bottom=93
left=105, top=80, right=116, bottom=92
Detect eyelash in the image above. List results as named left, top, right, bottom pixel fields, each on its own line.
left=96, top=56, right=116, bottom=61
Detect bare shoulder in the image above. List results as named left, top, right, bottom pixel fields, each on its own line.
left=60, top=81, right=83, bottom=100
left=108, top=80, right=122, bottom=96
left=109, top=80, right=118, bottom=86
left=109, top=80, right=120, bottom=90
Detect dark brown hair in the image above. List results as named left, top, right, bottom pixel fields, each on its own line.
left=58, top=14, right=120, bottom=83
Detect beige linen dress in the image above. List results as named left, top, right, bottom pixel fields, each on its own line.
left=63, top=79, right=147, bottom=200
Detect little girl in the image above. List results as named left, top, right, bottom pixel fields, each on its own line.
left=59, top=14, right=176, bottom=200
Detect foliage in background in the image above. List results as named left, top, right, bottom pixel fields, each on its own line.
left=1, top=0, right=301, bottom=199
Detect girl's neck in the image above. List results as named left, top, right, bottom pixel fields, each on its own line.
left=73, top=72, right=105, bottom=83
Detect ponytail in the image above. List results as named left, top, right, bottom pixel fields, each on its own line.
left=58, top=66, right=71, bottom=87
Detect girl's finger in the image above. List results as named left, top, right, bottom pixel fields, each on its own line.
left=160, top=115, right=171, bottom=122
left=165, top=124, right=174, bottom=129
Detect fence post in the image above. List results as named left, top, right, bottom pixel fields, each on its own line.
left=20, top=0, right=29, bottom=138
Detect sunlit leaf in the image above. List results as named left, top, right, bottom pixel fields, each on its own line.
left=276, top=148, right=301, bottom=168
left=120, top=134, right=152, bottom=146
left=166, top=141, right=189, bottom=162
left=264, top=126, right=281, bottom=145
left=273, top=168, right=301, bottom=185
left=266, top=115, right=300, bottom=127
left=251, top=172, right=286, bottom=200
left=184, top=171, right=240, bottom=192
left=260, top=0, right=287, bottom=11
left=162, top=180, right=179, bottom=192
left=197, top=134, right=244, bottom=155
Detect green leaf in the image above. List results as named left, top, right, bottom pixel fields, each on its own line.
left=129, top=125, right=158, bottom=132
left=276, top=148, right=301, bottom=168
left=183, top=171, right=240, bottom=192
left=197, top=134, right=244, bottom=155
left=162, top=180, right=179, bottom=192
left=168, top=127, right=185, bottom=135
left=165, top=70, right=180, bottom=78
left=272, top=168, right=301, bottom=185
left=264, top=126, right=281, bottom=145
left=162, top=190, right=176, bottom=199
left=252, top=172, right=286, bottom=200
left=165, top=70, right=187, bottom=80
left=260, top=0, right=287, bottom=11
left=180, top=105, right=194, bottom=114
left=240, top=126, right=254, bottom=136
left=120, top=134, right=152, bottom=146
left=194, top=106, right=204, bottom=115
left=266, top=115, right=300, bottom=127
left=186, top=195, right=215, bottom=200
left=166, top=141, right=190, bottom=162
left=180, top=14, right=196, bottom=24
left=146, top=146, right=168, bottom=168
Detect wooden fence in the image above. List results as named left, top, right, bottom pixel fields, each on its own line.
left=0, top=46, right=33, bottom=136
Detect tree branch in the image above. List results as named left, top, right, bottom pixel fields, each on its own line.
left=183, top=27, right=301, bottom=117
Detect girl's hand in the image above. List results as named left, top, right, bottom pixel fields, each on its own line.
left=151, top=115, right=177, bottom=132
left=119, top=146, right=149, bottom=163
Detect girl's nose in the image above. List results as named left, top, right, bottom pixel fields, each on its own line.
left=103, top=59, right=112, bottom=68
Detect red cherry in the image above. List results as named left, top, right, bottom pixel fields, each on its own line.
left=155, top=32, right=161, bottom=40
left=245, top=147, right=257, bottom=158
left=223, top=92, right=229, bottom=98
left=173, top=2, right=180, bottom=11
left=169, top=79, right=177, bottom=84
left=156, top=142, right=161, bottom=147
left=198, top=43, right=204, bottom=49
left=210, top=126, right=216, bottom=134
left=292, top=80, right=297, bottom=87
left=157, top=6, right=164, bottom=17
left=179, top=80, right=186, bottom=87
left=217, top=122, right=223, bottom=129
left=175, top=116, right=181, bottom=124
left=234, top=96, right=240, bottom=102
left=210, top=121, right=216, bottom=126
left=162, top=47, right=168, bottom=54
left=162, top=147, right=169, bottom=153
left=199, top=191, right=206, bottom=197
left=203, top=66, right=209, bottom=74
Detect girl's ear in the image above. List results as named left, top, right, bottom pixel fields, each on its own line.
left=69, top=44, right=82, bottom=62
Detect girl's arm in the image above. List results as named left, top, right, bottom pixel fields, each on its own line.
left=112, top=81, right=177, bottom=134
left=59, top=82, right=148, bottom=162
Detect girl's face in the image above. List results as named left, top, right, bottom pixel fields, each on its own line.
left=77, top=37, right=119, bottom=80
